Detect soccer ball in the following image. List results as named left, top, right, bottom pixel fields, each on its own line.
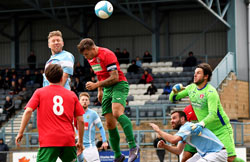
left=94, top=1, right=113, bottom=19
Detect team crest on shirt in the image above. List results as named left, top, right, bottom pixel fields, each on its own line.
left=96, top=57, right=100, bottom=63
left=87, top=115, right=89, bottom=119
left=200, top=94, right=205, bottom=99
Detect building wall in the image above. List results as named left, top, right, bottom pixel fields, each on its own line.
left=0, top=8, right=228, bottom=68
left=234, top=0, right=249, bottom=81
left=219, top=73, right=249, bottom=120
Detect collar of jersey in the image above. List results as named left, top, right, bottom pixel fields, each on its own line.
left=51, top=50, right=64, bottom=57
left=197, top=83, right=207, bottom=91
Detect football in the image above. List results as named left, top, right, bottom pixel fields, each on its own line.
left=94, top=1, right=113, bottom=19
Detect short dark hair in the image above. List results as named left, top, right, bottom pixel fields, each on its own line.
left=196, top=63, right=212, bottom=82
left=77, top=38, right=96, bottom=53
left=188, top=51, right=193, bottom=55
left=45, top=64, right=63, bottom=83
left=171, top=111, right=187, bottom=121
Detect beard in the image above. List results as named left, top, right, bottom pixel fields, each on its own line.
left=173, top=121, right=182, bottom=130
left=194, top=78, right=204, bottom=86
left=82, top=105, right=88, bottom=110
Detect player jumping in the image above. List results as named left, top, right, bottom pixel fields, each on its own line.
left=77, top=38, right=139, bottom=162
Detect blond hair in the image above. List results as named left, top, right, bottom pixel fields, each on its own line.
left=48, top=30, right=63, bottom=40
left=79, top=92, right=90, bottom=99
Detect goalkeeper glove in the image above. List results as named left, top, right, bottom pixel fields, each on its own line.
left=172, top=84, right=185, bottom=94
left=191, top=122, right=205, bottom=136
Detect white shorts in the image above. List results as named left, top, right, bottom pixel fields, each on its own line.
left=187, top=149, right=227, bottom=162
left=78, top=146, right=100, bottom=162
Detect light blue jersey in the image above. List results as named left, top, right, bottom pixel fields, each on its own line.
left=176, top=122, right=224, bottom=157
left=43, top=50, right=74, bottom=90
left=83, top=108, right=107, bottom=148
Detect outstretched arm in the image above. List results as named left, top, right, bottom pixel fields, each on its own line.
left=169, top=86, right=188, bottom=102
left=157, top=140, right=185, bottom=155
left=150, top=123, right=182, bottom=144
left=16, top=107, right=33, bottom=146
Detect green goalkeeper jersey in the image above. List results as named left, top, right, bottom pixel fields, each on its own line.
left=169, top=83, right=230, bottom=131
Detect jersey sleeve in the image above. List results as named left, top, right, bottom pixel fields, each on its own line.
left=175, top=124, right=191, bottom=141
left=202, top=89, right=220, bottom=126
left=104, top=52, right=118, bottom=72
left=94, top=112, right=107, bottom=142
left=61, top=53, right=74, bottom=75
left=25, top=90, right=40, bottom=111
left=93, top=111, right=101, bottom=125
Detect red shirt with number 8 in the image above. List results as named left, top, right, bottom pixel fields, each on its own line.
left=25, top=85, right=84, bottom=147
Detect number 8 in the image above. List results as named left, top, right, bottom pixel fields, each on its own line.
left=53, top=95, right=64, bottom=115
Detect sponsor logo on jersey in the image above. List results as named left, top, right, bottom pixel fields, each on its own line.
left=84, top=122, right=89, bottom=130
left=91, top=64, right=102, bottom=72
left=200, top=94, right=204, bottom=99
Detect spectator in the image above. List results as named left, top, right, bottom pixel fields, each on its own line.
left=124, top=100, right=131, bottom=117
left=10, top=69, right=17, bottom=76
left=0, top=76, right=4, bottom=89
left=143, top=50, right=152, bottom=63
left=84, top=68, right=95, bottom=81
left=153, top=134, right=166, bottom=162
left=33, top=71, right=43, bottom=87
left=74, top=62, right=84, bottom=77
left=3, top=69, right=11, bottom=79
left=10, top=74, right=17, bottom=83
left=0, top=138, right=9, bottom=162
left=94, top=98, right=102, bottom=106
left=27, top=50, right=36, bottom=69
left=120, top=49, right=130, bottom=64
left=16, top=78, right=25, bottom=93
left=138, top=70, right=153, bottom=84
left=162, top=81, right=172, bottom=95
left=4, top=96, right=13, bottom=118
left=3, top=77, right=10, bottom=90
left=136, top=56, right=142, bottom=67
left=16, top=87, right=29, bottom=101
left=22, top=70, right=33, bottom=86
left=91, top=76, right=97, bottom=83
left=114, top=48, right=122, bottom=63
left=144, top=83, right=157, bottom=95
left=127, top=60, right=139, bottom=74
left=9, top=81, right=18, bottom=95
left=72, top=77, right=84, bottom=94
left=38, top=70, right=44, bottom=86
left=183, top=51, right=197, bottom=67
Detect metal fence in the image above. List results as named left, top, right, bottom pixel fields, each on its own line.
left=210, top=52, right=235, bottom=89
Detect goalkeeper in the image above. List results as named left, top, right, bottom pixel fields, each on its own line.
left=169, top=63, right=244, bottom=162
